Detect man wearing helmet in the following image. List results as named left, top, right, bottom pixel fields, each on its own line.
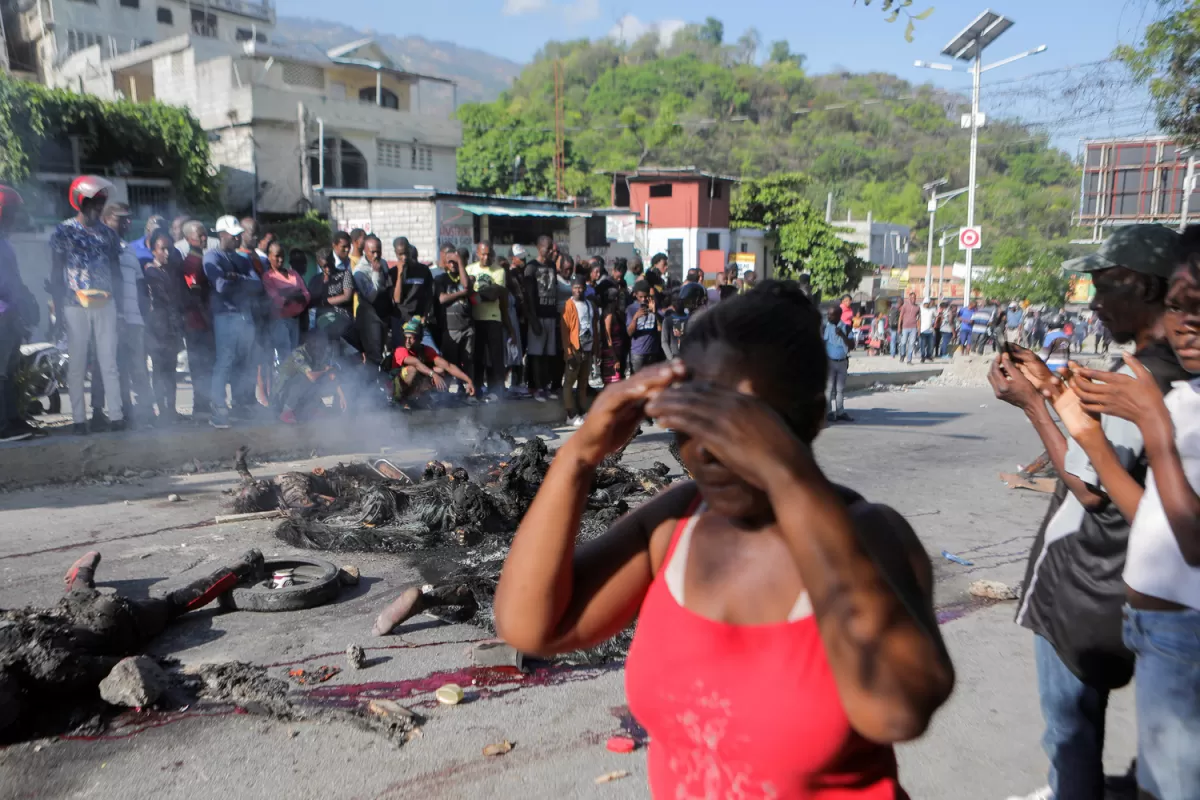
left=49, top=176, right=125, bottom=435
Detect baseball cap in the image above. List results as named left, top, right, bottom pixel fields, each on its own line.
left=571, top=274, right=588, bottom=287
left=102, top=202, right=132, bottom=218
left=213, top=215, right=244, bottom=236
left=510, top=243, right=528, bottom=259
left=1063, top=224, right=1182, bottom=278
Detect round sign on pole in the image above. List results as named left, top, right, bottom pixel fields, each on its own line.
left=959, top=226, right=982, bottom=250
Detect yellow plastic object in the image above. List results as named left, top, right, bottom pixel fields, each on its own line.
left=435, top=683, right=464, bottom=705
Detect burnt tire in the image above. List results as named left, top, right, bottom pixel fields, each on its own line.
left=222, top=557, right=341, bottom=612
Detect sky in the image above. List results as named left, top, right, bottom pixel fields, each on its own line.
left=280, top=0, right=1163, bottom=153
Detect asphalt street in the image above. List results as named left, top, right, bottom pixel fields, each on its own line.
left=0, top=385, right=1136, bottom=800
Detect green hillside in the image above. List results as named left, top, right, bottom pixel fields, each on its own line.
left=455, top=21, right=1081, bottom=266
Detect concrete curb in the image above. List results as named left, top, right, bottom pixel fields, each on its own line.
left=1, top=369, right=944, bottom=488
left=0, top=401, right=568, bottom=490
left=846, top=368, right=942, bottom=391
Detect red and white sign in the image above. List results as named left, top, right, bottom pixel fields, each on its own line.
left=959, top=226, right=982, bottom=251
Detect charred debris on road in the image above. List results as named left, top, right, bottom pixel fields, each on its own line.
left=233, top=427, right=680, bottom=663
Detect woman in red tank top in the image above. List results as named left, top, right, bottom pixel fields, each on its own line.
left=495, top=281, right=954, bottom=798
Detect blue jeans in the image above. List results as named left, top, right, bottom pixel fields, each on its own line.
left=939, top=331, right=952, bottom=356
left=1124, top=606, right=1200, bottom=800
left=889, top=328, right=899, bottom=356
left=211, top=312, right=256, bottom=419
left=1035, top=634, right=1109, bottom=800
left=919, top=331, right=934, bottom=360
left=269, top=317, right=300, bottom=365
left=899, top=329, right=917, bottom=362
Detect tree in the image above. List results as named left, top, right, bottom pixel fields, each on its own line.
left=732, top=173, right=871, bottom=297
left=1114, top=1, right=1200, bottom=146
left=699, top=17, right=724, bottom=47
left=768, top=40, right=806, bottom=68
left=975, top=237, right=1072, bottom=307
left=735, top=28, right=761, bottom=65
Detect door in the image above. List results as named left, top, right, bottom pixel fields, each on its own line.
left=667, top=238, right=683, bottom=283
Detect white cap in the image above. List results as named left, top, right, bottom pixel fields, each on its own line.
left=510, top=243, right=528, bottom=259
left=213, top=215, right=244, bottom=236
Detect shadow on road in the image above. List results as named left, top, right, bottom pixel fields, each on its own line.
left=839, top=408, right=965, bottom=428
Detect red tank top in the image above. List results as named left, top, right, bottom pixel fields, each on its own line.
left=625, top=498, right=907, bottom=799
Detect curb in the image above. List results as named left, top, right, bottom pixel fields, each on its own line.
left=846, top=368, right=943, bottom=391
left=0, top=401, right=568, bottom=490
left=1, top=369, right=943, bottom=489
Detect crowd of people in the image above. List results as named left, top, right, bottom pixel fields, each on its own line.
left=0, top=176, right=763, bottom=441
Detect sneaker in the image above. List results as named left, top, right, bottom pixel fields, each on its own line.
left=571, top=415, right=586, bottom=428
left=484, top=393, right=501, bottom=404
left=533, top=390, right=547, bottom=403
left=210, top=415, right=231, bottom=430
left=547, top=392, right=560, bottom=400
left=1004, top=788, right=1052, bottom=800
left=465, top=396, right=481, bottom=406
left=73, top=423, right=89, bottom=436
left=107, top=419, right=126, bottom=433
left=89, top=413, right=110, bottom=433
left=835, top=413, right=854, bottom=422
left=826, top=413, right=837, bottom=423
left=0, top=426, right=33, bottom=443
left=278, top=409, right=299, bottom=425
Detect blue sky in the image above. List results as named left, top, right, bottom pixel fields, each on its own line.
left=283, top=0, right=1160, bottom=152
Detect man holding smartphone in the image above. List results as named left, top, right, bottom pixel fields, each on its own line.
left=626, top=280, right=662, bottom=373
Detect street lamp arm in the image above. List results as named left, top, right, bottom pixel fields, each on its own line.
left=980, top=45, right=1047, bottom=73
left=913, top=60, right=964, bottom=72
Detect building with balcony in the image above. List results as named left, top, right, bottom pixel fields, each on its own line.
left=1, top=0, right=275, bottom=81
left=50, top=34, right=461, bottom=214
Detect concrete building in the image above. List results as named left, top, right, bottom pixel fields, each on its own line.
left=2, top=0, right=276, bottom=82
left=49, top=35, right=461, bottom=215
left=607, top=167, right=737, bottom=282
left=830, top=212, right=911, bottom=271
left=1077, top=135, right=1199, bottom=241
left=325, top=189, right=615, bottom=265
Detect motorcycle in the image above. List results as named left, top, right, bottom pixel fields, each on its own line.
left=17, top=342, right=66, bottom=416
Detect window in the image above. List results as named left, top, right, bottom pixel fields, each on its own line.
left=236, top=28, right=252, bottom=41
left=359, top=86, right=399, bottom=109
left=119, top=0, right=139, bottom=7
left=377, top=140, right=407, bottom=169
left=309, top=138, right=368, bottom=189
left=65, top=30, right=103, bottom=55
left=706, top=232, right=720, bottom=250
left=255, top=32, right=266, bottom=43
left=281, top=62, right=324, bottom=89
left=190, top=9, right=216, bottom=37
left=585, top=216, right=606, bottom=248
left=648, top=184, right=673, bottom=198
left=411, top=146, right=433, bottom=171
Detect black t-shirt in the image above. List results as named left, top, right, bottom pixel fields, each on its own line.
left=390, top=262, right=434, bottom=324
left=524, top=259, right=560, bottom=320
left=434, top=271, right=472, bottom=333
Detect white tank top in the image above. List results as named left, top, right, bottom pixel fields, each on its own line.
left=1124, top=379, right=1200, bottom=610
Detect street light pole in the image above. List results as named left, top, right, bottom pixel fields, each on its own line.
left=916, top=10, right=1045, bottom=304
left=938, top=234, right=947, bottom=298
left=965, top=47, right=981, bottom=303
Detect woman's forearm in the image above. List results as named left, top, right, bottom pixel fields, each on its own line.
left=494, top=439, right=597, bottom=650
left=765, top=462, right=952, bottom=742
left=1027, top=404, right=1107, bottom=510
left=1073, top=432, right=1144, bottom=522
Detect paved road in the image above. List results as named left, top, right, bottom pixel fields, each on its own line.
left=0, top=386, right=1136, bottom=800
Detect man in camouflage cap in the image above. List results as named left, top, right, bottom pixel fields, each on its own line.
left=991, top=223, right=1191, bottom=800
